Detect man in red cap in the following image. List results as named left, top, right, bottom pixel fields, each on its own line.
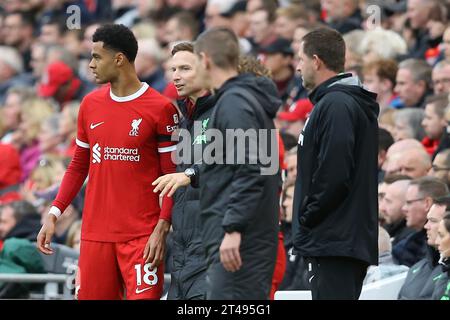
left=278, top=98, right=313, bottom=138
left=38, top=61, right=93, bottom=106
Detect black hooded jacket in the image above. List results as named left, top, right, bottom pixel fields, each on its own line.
left=293, top=73, right=379, bottom=265
left=198, top=73, right=282, bottom=265
left=168, top=94, right=216, bottom=300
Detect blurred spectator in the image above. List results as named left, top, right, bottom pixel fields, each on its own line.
left=431, top=60, right=450, bottom=94
left=364, top=226, right=409, bottom=284
left=277, top=99, right=313, bottom=138
left=421, top=94, right=448, bottom=156
left=204, top=0, right=239, bottom=29
left=398, top=197, right=449, bottom=299
left=429, top=148, right=450, bottom=188
left=0, top=200, right=41, bottom=241
left=342, top=29, right=364, bottom=70
left=398, top=147, right=431, bottom=178
left=405, top=0, right=435, bottom=59
left=38, top=114, right=62, bottom=156
left=362, top=58, right=400, bottom=115
left=135, top=38, right=167, bottom=93
left=395, top=177, right=448, bottom=266
left=395, top=58, right=432, bottom=109
left=59, top=101, right=80, bottom=157
left=383, top=138, right=425, bottom=177
left=0, top=87, right=36, bottom=144
left=279, top=181, right=309, bottom=290
left=378, top=127, right=395, bottom=183
left=442, top=25, right=450, bottom=63
left=392, top=108, right=425, bottom=142
left=432, top=212, right=450, bottom=299
left=17, top=97, right=53, bottom=182
left=0, top=46, right=31, bottom=102
left=0, top=143, right=22, bottom=204
left=248, top=5, right=278, bottom=52
left=165, top=11, right=199, bottom=44
left=37, top=60, right=93, bottom=106
left=66, top=219, right=82, bottom=251
left=2, top=11, right=34, bottom=72
left=39, top=16, right=66, bottom=45
left=274, top=4, right=308, bottom=41
left=321, top=0, right=362, bottom=34
left=379, top=178, right=414, bottom=243
left=284, top=146, right=297, bottom=186
left=258, top=37, right=299, bottom=106
left=359, top=28, right=407, bottom=64
left=39, top=0, right=93, bottom=28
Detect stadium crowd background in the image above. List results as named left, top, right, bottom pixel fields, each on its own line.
left=1, top=0, right=450, bottom=299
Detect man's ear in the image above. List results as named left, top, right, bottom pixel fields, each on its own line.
left=312, top=54, right=321, bottom=70
left=115, top=52, right=125, bottom=67
left=199, top=52, right=210, bottom=70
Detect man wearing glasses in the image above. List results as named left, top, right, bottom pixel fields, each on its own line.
left=394, top=177, right=448, bottom=266
left=429, top=149, right=450, bottom=188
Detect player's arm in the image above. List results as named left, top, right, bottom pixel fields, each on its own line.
left=37, top=145, right=90, bottom=254
left=144, top=102, right=178, bottom=268
left=37, top=100, right=90, bottom=255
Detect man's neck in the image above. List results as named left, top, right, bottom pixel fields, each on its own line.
left=312, top=70, right=340, bottom=91
left=110, top=70, right=142, bottom=97
left=210, top=68, right=239, bottom=90
left=189, top=89, right=209, bottom=104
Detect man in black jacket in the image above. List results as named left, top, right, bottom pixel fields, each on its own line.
left=165, top=42, right=216, bottom=300
left=292, top=27, right=379, bottom=300
left=154, top=28, right=281, bottom=299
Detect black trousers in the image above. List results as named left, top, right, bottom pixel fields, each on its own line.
left=206, top=255, right=276, bottom=300
left=305, top=256, right=368, bottom=300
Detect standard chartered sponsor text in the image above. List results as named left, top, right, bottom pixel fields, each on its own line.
left=103, top=146, right=140, bottom=161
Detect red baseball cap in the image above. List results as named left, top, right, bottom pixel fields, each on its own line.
left=278, top=99, right=313, bottom=122
left=38, top=61, right=74, bottom=97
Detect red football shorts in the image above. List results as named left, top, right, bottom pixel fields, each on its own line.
left=77, top=235, right=164, bottom=300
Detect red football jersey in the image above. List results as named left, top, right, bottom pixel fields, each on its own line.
left=75, top=83, right=178, bottom=242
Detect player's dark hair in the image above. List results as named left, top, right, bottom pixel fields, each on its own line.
left=92, top=24, right=138, bottom=62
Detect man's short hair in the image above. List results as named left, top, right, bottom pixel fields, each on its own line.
left=363, top=59, right=398, bottom=87
left=379, top=127, right=394, bottom=152
left=424, top=93, right=449, bottom=118
left=1, top=200, right=38, bottom=224
left=171, top=41, right=194, bottom=56
left=92, top=24, right=138, bottom=62
left=171, top=11, right=199, bottom=39
left=302, top=27, right=345, bottom=73
left=383, top=174, right=412, bottom=184
left=410, top=176, right=449, bottom=199
left=194, top=27, right=240, bottom=70
left=398, top=58, right=432, bottom=88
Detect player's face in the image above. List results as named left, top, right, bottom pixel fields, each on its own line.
left=89, top=41, right=119, bottom=84
left=170, top=51, right=204, bottom=97
left=296, top=42, right=316, bottom=91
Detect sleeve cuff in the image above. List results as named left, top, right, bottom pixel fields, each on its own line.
left=49, top=206, right=62, bottom=218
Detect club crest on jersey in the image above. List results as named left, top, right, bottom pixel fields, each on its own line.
left=129, top=118, right=142, bottom=136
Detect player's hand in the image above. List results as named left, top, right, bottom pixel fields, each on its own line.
left=36, top=214, right=57, bottom=255
left=152, top=173, right=190, bottom=198
left=220, top=232, right=242, bottom=272
left=143, top=219, right=171, bottom=269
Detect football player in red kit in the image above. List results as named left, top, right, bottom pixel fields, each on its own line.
left=37, top=24, right=178, bottom=300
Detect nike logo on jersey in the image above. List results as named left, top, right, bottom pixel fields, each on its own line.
left=90, top=122, right=104, bottom=129
left=135, top=287, right=152, bottom=294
